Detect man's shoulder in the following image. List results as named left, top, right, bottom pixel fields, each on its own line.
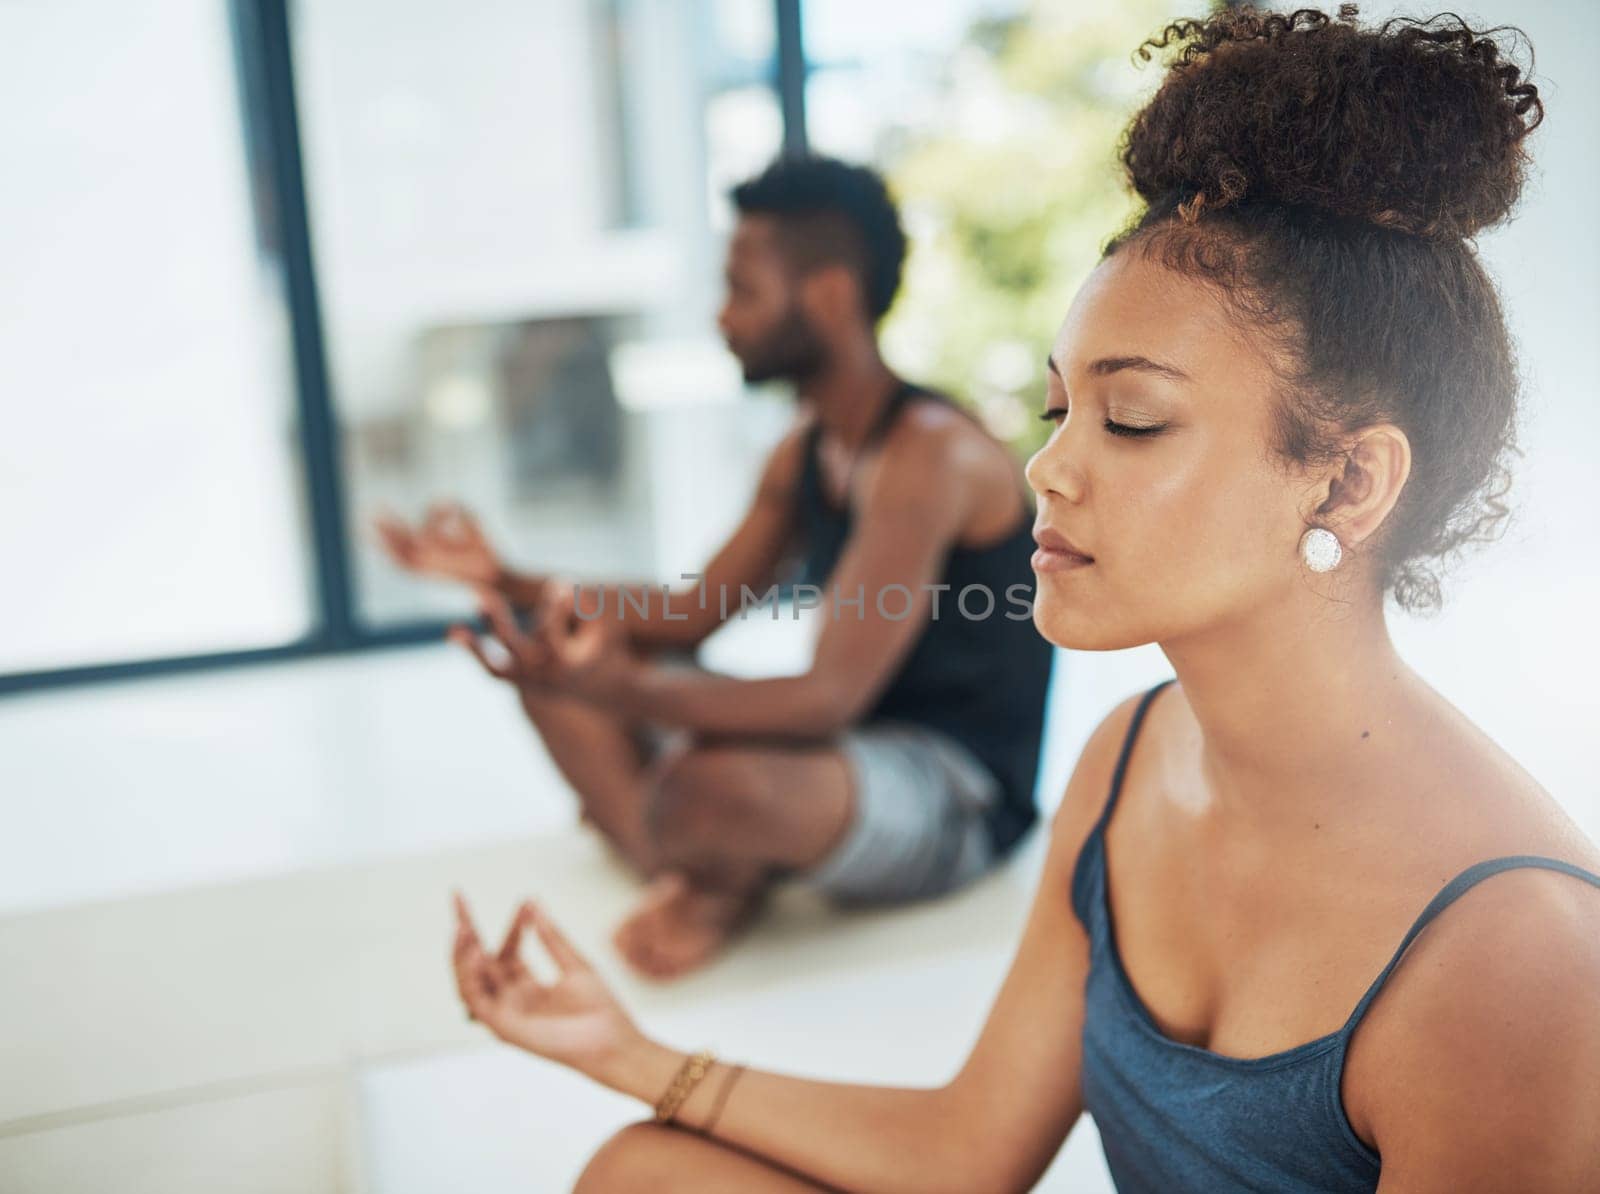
left=879, top=391, right=995, bottom=477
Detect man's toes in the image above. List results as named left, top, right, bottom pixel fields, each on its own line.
left=632, top=938, right=673, bottom=981
left=614, top=932, right=652, bottom=976
left=640, top=871, right=689, bottom=910
left=613, top=914, right=669, bottom=978
left=612, top=915, right=645, bottom=959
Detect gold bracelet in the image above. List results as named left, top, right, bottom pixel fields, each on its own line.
left=654, top=1048, right=716, bottom=1123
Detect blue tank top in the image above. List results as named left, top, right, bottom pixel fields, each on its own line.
left=793, top=380, right=1053, bottom=857
left=1071, top=678, right=1600, bottom=1192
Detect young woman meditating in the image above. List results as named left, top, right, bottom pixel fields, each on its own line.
left=451, top=9, right=1600, bottom=1190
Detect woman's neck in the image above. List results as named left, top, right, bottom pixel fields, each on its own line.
left=1160, top=594, right=1429, bottom=830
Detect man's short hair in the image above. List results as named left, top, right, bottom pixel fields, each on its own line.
left=730, top=155, right=908, bottom=323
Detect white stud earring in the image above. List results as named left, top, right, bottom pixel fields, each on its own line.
left=1299, top=527, right=1343, bottom=573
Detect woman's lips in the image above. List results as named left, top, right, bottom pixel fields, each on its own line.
left=1031, top=546, right=1094, bottom=573
left=1032, top=526, right=1094, bottom=572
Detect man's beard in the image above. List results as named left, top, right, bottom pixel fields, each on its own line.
left=736, top=303, right=827, bottom=385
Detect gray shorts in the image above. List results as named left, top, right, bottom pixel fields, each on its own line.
left=801, top=722, right=1000, bottom=906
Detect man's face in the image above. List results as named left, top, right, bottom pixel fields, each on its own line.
left=717, top=215, right=826, bottom=385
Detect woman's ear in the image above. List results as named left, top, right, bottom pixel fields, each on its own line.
left=1309, top=423, right=1412, bottom=547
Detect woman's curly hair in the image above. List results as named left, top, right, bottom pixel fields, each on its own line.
left=1108, top=5, right=1542, bottom=612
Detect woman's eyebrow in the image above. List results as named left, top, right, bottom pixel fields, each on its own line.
left=1046, top=353, right=1191, bottom=382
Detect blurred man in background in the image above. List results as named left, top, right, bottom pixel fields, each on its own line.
left=379, top=156, right=1052, bottom=979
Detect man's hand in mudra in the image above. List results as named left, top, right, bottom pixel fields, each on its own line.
left=448, top=583, right=634, bottom=703
left=374, top=502, right=504, bottom=589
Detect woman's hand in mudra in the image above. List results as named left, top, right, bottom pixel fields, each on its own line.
left=451, top=892, right=640, bottom=1079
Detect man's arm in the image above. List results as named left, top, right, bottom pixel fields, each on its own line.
left=1358, top=868, right=1600, bottom=1192
left=593, top=407, right=990, bottom=737
left=378, top=420, right=811, bottom=651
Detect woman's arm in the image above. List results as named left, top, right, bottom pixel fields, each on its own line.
left=453, top=695, right=1148, bottom=1194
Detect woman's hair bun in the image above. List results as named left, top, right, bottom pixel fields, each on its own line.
left=1122, top=5, right=1542, bottom=239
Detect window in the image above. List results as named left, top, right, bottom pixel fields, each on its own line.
left=0, top=0, right=315, bottom=674
left=293, top=0, right=785, bottom=627
left=9, top=0, right=1157, bottom=687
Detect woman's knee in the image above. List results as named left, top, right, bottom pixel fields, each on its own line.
left=572, top=1122, right=691, bottom=1193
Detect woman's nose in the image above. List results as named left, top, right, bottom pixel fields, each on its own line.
left=1025, top=427, right=1086, bottom=503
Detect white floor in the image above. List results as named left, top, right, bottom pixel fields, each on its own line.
left=1, top=563, right=1596, bottom=1193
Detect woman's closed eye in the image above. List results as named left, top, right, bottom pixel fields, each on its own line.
left=1037, top=408, right=1167, bottom=438
left=1104, top=418, right=1166, bottom=438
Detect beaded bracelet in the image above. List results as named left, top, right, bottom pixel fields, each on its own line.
left=654, top=1048, right=717, bottom=1123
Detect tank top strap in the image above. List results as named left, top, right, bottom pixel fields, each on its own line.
left=1069, top=678, right=1177, bottom=927
left=1341, top=854, right=1600, bottom=1038
left=1096, top=678, right=1178, bottom=835
left=865, top=377, right=924, bottom=443
left=798, top=417, right=825, bottom=497
left=801, top=378, right=916, bottom=511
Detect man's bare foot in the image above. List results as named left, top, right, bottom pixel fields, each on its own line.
left=612, top=872, right=763, bottom=980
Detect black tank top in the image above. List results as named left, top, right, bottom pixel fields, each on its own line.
left=792, top=380, right=1053, bottom=856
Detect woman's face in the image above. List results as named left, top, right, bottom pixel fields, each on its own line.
left=1025, top=248, right=1321, bottom=651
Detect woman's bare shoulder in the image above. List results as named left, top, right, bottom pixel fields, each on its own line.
left=1409, top=687, right=1600, bottom=870
left=1343, top=694, right=1600, bottom=1173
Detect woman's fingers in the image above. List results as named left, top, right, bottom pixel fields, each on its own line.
left=452, top=891, right=480, bottom=947
left=452, top=892, right=496, bottom=983
left=452, top=893, right=500, bottom=1020
left=496, top=904, right=542, bottom=985
left=526, top=900, right=593, bottom=976
left=456, top=959, right=499, bottom=1025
